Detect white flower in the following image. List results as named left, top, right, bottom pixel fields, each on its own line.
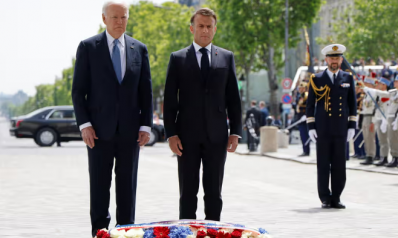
left=187, top=235, right=196, bottom=238
left=241, top=231, right=253, bottom=238
left=219, top=229, right=233, bottom=234
left=198, top=227, right=207, bottom=233
left=204, top=236, right=211, bottom=238
left=125, top=228, right=145, bottom=238
left=111, top=229, right=127, bottom=238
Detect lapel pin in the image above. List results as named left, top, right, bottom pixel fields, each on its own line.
left=215, top=51, right=218, bottom=56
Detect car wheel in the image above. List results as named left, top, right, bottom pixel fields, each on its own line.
left=145, top=129, right=158, bottom=147
left=35, top=128, right=57, bottom=147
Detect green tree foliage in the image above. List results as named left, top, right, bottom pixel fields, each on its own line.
left=126, top=2, right=194, bottom=100
left=208, top=0, right=322, bottom=116
left=319, top=0, right=398, bottom=61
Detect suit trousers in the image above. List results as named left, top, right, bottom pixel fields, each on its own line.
left=177, top=138, right=228, bottom=221
left=88, top=131, right=140, bottom=237
left=375, top=120, right=389, bottom=157
left=362, top=116, right=376, bottom=157
left=316, top=136, right=346, bottom=203
left=388, top=118, right=398, bottom=157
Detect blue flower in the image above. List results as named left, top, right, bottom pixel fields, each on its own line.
left=169, top=226, right=193, bottom=238
left=258, top=228, right=268, bottom=234
left=144, top=228, right=154, bottom=238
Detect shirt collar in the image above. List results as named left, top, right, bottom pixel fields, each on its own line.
left=193, top=41, right=212, bottom=53
left=106, top=30, right=125, bottom=48
left=326, top=68, right=339, bottom=80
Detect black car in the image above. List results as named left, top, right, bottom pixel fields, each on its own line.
left=9, top=106, right=164, bottom=147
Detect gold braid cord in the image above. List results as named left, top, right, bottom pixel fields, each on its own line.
left=309, top=74, right=331, bottom=112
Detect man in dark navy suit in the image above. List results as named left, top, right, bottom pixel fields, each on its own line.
left=306, top=44, right=357, bottom=209
left=163, top=8, right=242, bottom=221
left=71, top=2, right=153, bottom=237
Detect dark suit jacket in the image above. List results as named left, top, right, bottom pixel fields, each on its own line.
left=72, top=31, right=153, bottom=140
left=306, top=70, right=357, bottom=137
left=163, top=44, right=242, bottom=143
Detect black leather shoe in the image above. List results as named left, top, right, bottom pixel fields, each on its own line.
left=374, top=157, right=388, bottom=166
left=373, top=156, right=380, bottom=161
left=298, top=153, right=310, bottom=157
left=357, top=155, right=366, bottom=160
left=321, top=201, right=331, bottom=209
left=360, top=156, right=373, bottom=165
left=386, top=157, right=398, bottom=168
left=351, top=154, right=359, bottom=158
left=331, top=201, right=346, bottom=209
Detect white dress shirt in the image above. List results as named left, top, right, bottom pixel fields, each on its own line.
left=79, top=30, right=151, bottom=134
left=192, top=41, right=212, bottom=68
left=326, top=69, right=340, bottom=84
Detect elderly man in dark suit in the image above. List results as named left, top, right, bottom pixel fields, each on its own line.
left=163, top=8, right=242, bottom=221
left=71, top=2, right=153, bottom=237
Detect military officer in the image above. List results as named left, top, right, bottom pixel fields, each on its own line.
left=296, top=80, right=310, bottom=156
left=386, top=77, right=398, bottom=167
left=306, top=44, right=357, bottom=209
left=359, top=78, right=378, bottom=165
left=362, top=77, right=390, bottom=165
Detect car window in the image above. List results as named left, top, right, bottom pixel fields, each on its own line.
left=48, top=110, right=75, bottom=119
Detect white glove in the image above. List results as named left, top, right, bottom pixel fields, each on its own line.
left=300, top=115, right=307, bottom=122
left=309, top=129, right=317, bottom=143
left=381, top=119, right=388, bottom=133
left=393, top=118, right=398, bottom=131
left=347, top=128, right=356, bottom=142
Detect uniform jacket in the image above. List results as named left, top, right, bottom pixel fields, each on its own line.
left=306, top=70, right=357, bottom=137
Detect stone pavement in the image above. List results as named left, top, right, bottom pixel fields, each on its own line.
left=236, top=143, right=398, bottom=176
left=1, top=117, right=398, bottom=238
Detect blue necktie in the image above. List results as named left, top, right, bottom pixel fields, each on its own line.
left=112, top=39, right=122, bottom=84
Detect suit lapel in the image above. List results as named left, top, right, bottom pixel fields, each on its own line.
left=96, top=31, right=119, bottom=84
left=335, top=70, right=345, bottom=89
left=122, top=36, right=135, bottom=83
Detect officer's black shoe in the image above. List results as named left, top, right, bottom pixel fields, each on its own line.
left=360, top=156, right=373, bottom=165
left=298, top=153, right=310, bottom=157
left=386, top=157, right=398, bottom=168
left=357, top=155, right=366, bottom=160
left=373, top=156, right=380, bottom=161
left=351, top=154, right=359, bottom=158
left=374, top=157, right=388, bottom=166
left=321, top=201, right=331, bottom=209
left=331, top=201, right=346, bottom=209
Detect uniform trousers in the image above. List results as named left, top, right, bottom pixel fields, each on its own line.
left=375, top=119, right=389, bottom=157
left=388, top=117, right=398, bottom=157
left=316, top=135, right=346, bottom=203
left=362, top=116, right=376, bottom=157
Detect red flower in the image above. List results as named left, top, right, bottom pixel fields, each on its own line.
left=197, top=230, right=207, bottom=238
left=154, top=227, right=170, bottom=238
left=96, top=229, right=110, bottom=238
left=216, top=231, right=231, bottom=238
left=207, top=229, right=218, bottom=238
left=231, top=230, right=242, bottom=238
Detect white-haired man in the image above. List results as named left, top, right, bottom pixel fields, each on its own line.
left=71, top=1, right=153, bottom=237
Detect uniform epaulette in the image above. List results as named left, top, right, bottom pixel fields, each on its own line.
left=311, top=74, right=315, bottom=79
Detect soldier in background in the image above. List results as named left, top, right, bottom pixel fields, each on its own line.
left=352, top=79, right=366, bottom=160
left=359, top=78, right=377, bottom=165
left=361, top=77, right=390, bottom=165
left=385, top=77, right=398, bottom=167
left=245, top=100, right=262, bottom=152
left=295, top=80, right=310, bottom=156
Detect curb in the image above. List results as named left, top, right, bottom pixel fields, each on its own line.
left=235, top=151, right=398, bottom=176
